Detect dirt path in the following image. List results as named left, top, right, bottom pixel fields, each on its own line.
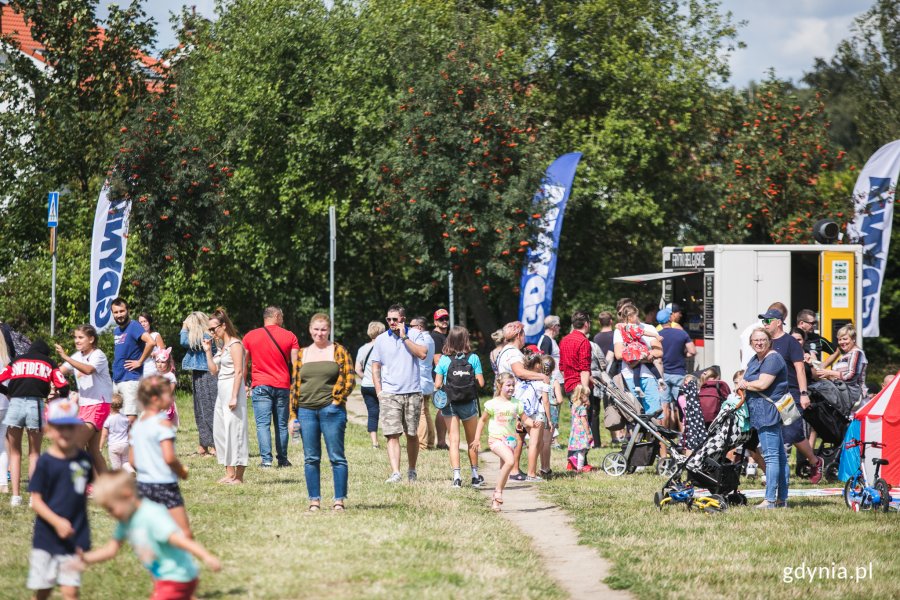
left=345, top=393, right=632, bottom=598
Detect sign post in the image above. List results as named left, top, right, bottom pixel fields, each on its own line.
left=329, top=205, right=336, bottom=342
left=448, top=269, right=455, bottom=329
left=48, top=191, right=59, bottom=336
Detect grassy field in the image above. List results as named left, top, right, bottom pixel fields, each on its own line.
left=0, top=392, right=564, bottom=600
left=540, top=413, right=898, bottom=600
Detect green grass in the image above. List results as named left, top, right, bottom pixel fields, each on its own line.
left=540, top=412, right=899, bottom=600
left=0, top=392, right=565, bottom=600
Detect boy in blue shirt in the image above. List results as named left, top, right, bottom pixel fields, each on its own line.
left=28, top=398, right=93, bottom=599
left=77, top=471, right=220, bottom=600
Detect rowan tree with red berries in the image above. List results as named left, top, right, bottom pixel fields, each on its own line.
left=373, top=33, right=545, bottom=333
left=703, top=77, right=854, bottom=243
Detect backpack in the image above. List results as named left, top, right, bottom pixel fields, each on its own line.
left=698, top=379, right=730, bottom=423
left=617, top=324, right=649, bottom=364
left=9, top=328, right=31, bottom=358
left=444, top=353, right=477, bottom=404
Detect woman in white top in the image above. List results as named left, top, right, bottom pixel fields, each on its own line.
left=0, top=333, right=9, bottom=493
left=56, top=324, right=114, bottom=474
left=495, top=321, right=551, bottom=384
left=204, top=307, right=248, bottom=484
left=355, top=321, right=386, bottom=448
left=138, top=312, right=166, bottom=377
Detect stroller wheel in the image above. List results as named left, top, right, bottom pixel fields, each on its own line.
left=656, top=457, right=678, bottom=479
left=709, top=494, right=729, bottom=512
left=727, top=492, right=748, bottom=506
left=653, top=491, right=663, bottom=509
left=602, top=452, right=628, bottom=477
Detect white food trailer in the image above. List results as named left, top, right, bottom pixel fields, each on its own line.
left=614, top=244, right=864, bottom=380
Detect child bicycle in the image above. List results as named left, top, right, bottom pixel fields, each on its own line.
left=843, top=439, right=892, bottom=512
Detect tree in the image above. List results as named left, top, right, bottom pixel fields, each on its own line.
left=373, top=29, right=545, bottom=334
left=0, top=0, right=156, bottom=333
left=701, top=78, right=853, bottom=244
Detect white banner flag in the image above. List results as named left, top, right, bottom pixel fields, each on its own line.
left=90, top=183, right=132, bottom=333
left=846, top=140, right=900, bottom=337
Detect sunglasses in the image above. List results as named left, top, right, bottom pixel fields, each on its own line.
left=762, top=318, right=778, bottom=325
left=208, top=324, right=222, bottom=333
left=386, top=317, right=401, bottom=323
left=802, top=320, right=817, bottom=325
left=436, top=317, right=449, bottom=322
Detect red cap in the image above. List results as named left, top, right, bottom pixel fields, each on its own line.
left=433, top=308, right=449, bottom=320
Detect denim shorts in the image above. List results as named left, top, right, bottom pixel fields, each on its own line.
left=661, top=374, right=685, bottom=405
left=440, top=399, right=479, bottom=421
left=3, top=397, right=44, bottom=430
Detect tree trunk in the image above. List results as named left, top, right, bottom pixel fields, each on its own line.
left=461, top=269, right=498, bottom=338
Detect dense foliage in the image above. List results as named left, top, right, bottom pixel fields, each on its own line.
left=0, top=0, right=896, bottom=365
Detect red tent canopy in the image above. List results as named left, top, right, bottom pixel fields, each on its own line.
left=855, top=371, right=900, bottom=486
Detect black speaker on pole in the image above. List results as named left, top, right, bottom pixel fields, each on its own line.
left=812, top=219, right=840, bottom=244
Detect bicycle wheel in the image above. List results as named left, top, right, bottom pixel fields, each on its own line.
left=844, top=475, right=864, bottom=509
left=875, top=479, right=892, bottom=512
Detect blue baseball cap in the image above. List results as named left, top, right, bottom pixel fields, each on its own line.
left=656, top=308, right=672, bottom=324
left=758, top=308, right=784, bottom=321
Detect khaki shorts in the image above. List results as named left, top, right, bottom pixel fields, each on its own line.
left=113, top=380, right=141, bottom=416
left=28, top=549, right=81, bottom=590
left=378, top=392, right=423, bottom=437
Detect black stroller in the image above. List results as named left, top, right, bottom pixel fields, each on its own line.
left=796, top=380, right=853, bottom=481
left=656, top=405, right=750, bottom=512
left=593, top=372, right=682, bottom=477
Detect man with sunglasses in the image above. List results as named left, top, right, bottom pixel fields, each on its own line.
left=371, top=304, right=429, bottom=483
left=795, top=309, right=836, bottom=359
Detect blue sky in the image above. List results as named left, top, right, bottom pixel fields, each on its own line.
left=102, top=0, right=872, bottom=87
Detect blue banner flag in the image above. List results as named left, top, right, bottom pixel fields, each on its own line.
left=90, top=183, right=132, bottom=333
left=846, top=139, right=900, bottom=337
left=518, top=153, right=582, bottom=344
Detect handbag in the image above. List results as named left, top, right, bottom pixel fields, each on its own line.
left=761, top=392, right=802, bottom=426
left=432, top=389, right=448, bottom=410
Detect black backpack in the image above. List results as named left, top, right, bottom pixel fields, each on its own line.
left=444, top=353, right=477, bottom=404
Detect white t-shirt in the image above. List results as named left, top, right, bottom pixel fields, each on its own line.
left=104, top=412, right=130, bottom=446
left=613, top=323, right=658, bottom=380
left=69, top=349, right=114, bottom=406
left=142, top=332, right=160, bottom=377
left=161, top=371, right=177, bottom=389
left=496, top=344, right=525, bottom=377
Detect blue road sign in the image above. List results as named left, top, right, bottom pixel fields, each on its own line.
left=47, top=191, right=59, bottom=227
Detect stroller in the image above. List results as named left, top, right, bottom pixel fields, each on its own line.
left=797, top=380, right=853, bottom=481
left=594, top=372, right=681, bottom=477
left=655, top=405, right=750, bottom=512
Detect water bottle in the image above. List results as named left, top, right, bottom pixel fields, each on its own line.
left=292, top=419, right=301, bottom=444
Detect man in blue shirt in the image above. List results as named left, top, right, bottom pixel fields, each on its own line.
left=657, top=308, right=695, bottom=429
left=371, top=304, right=429, bottom=484
left=410, top=317, right=436, bottom=451
left=110, top=298, right=155, bottom=423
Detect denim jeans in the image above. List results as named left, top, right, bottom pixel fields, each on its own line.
left=251, top=386, right=290, bottom=465
left=298, top=403, right=348, bottom=501
left=758, top=423, right=789, bottom=503
left=360, top=386, right=380, bottom=433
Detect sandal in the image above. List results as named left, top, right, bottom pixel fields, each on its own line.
left=307, top=504, right=321, bottom=513
left=491, top=492, right=503, bottom=512
left=333, top=502, right=345, bottom=512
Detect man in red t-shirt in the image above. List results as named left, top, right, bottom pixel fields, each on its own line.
left=243, top=306, right=300, bottom=468
left=559, top=310, right=593, bottom=394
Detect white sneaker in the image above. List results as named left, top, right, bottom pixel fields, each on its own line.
left=385, top=472, right=402, bottom=484
left=10, top=495, right=23, bottom=507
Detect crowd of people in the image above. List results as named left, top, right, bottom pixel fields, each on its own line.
left=0, top=294, right=878, bottom=598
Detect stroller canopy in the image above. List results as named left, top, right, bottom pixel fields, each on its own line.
left=854, top=370, right=900, bottom=486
